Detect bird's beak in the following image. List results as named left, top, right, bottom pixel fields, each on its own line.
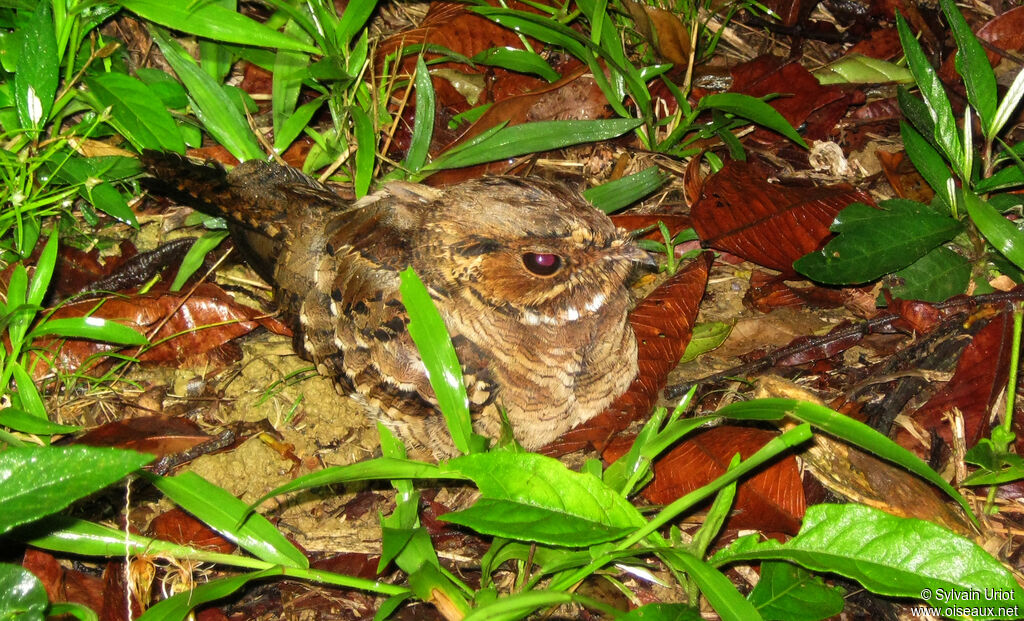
left=624, top=242, right=657, bottom=267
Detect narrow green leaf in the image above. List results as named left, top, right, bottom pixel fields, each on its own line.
left=137, top=568, right=282, bottom=621
left=26, top=233, right=57, bottom=308
left=896, top=11, right=965, bottom=177
left=472, top=47, right=560, bottom=82
left=747, top=561, right=845, bottom=621
left=403, top=56, right=435, bottom=174
left=0, top=564, right=48, bottom=621
left=350, top=105, right=375, bottom=198
left=424, top=118, right=642, bottom=173
left=399, top=268, right=474, bottom=454
left=583, top=165, right=669, bottom=214
left=336, top=0, right=377, bottom=47
left=119, top=0, right=317, bottom=53
left=991, top=65, right=1024, bottom=138
left=271, top=20, right=308, bottom=142
left=717, top=399, right=976, bottom=525
left=794, top=200, right=963, bottom=284
left=698, top=93, right=807, bottom=148
left=171, top=230, right=228, bottom=291
left=0, top=407, right=80, bottom=435
left=900, top=121, right=953, bottom=210
left=273, top=95, right=326, bottom=154
left=135, top=68, right=190, bottom=109
left=663, top=548, right=764, bottom=620
left=88, top=181, right=139, bottom=227
left=443, top=498, right=635, bottom=545
left=964, top=189, right=1024, bottom=271
left=887, top=245, right=970, bottom=302
left=0, top=447, right=153, bottom=535
left=11, top=365, right=46, bottom=419
left=620, top=604, right=702, bottom=621
left=715, top=504, right=1023, bottom=616
left=150, top=26, right=265, bottom=162
left=940, top=0, right=997, bottom=134
left=14, top=1, right=57, bottom=129
left=31, top=316, right=148, bottom=345
left=146, top=471, right=308, bottom=568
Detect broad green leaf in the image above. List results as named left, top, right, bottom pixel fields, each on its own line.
left=472, top=47, right=560, bottom=82
left=813, top=53, right=913, bottom=85
left=137, top=568, right=283, bottom=621
left=150, top=26, right=265, bottom=162
left=977, top=160, right=1024, bottom=193
left=424, top=118, right=642, bottom=173
left=88, top=181, right=138, bottom=226
left=748, top=561, right=845, bottom=621
left=0, top=407, right=80, bottom=435
left=119, top=0, right=317, bottom=53
left=0, top=563, right=47, bottom=621
left=714, top=504, right=1024, bottom=617
left=399, top=268, right=477, bottom=454
left=896, top=11, right=965, bottom=178
left=940, top=0, right=997, bottom=134
left=171, top=230, right=229, bottom=291
left=717, top=399, right=976, bottom=524
left=900, top=121, right=953, bottom=210
left=680, top=321, right=732, bottom=363
left=145, top=471, right=308, bottom=568
left=135, top=67, right=189, bottom=109
left=583, top=165, right=669, bottom=214
left=886, top=244, right=970, bottom=302
left=698, top=93, right=807, bottom=148
left=403, top=56, right=434, bottom=174
left=0, top=446, right=153, bottom=535
left=964, top=189, right=1024, bottom=271
left=14, top=1, right=57, bottom=129
left=794, top=200, right=963, bottom=284
left=31, top=316, right=149, bottom=345
left=443, top=452, right=645, bottom=545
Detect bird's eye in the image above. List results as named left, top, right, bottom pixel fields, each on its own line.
left=522, top=252, right=562, bottom=276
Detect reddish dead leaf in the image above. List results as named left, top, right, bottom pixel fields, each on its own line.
left=885, top=295, right=942, bottom=334
left=52, top=241, right=138, bottom=299
left=149, top=508, right=237, bottom=554
left=544, top=251, right=713, bottom=455
left=774, top=325, right=865, bottom=367
left=744, top=271, right=850, bottom=312
left=850, top=97, right=902, bottom=121
left=621, top=0, right=691, bottom=65
left=877, top=149, right=935, bottom=204
left=729, top=56, right=848, bottom=144
left=632, top=426, right=804, bottom=534
left=901, top=310, right=1014, bottom=452
left=35, top=283, right=290, bottom=376
left=691, top=158, right=872, bottom=274
left=847, top=27, right=904, bottom=59
left=758, top=0, right=801, bottom=26
left=73, top=416, right=212, bottom=457
left=939, top=7, right=1024, bottom=84
left=23, top=548, right=105, bottom=613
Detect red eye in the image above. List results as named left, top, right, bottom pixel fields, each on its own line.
left=522, top=252, right=562, bottom=276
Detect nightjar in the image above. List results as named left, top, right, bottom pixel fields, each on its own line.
left=142, top=152, right=646, bottom=458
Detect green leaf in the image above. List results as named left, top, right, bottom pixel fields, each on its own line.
left=399, top=268, right=475, bottom=454
left=748, top=561, right=845, bottom=621
left=717, top=399, right=977, bottom=525
left=443, top=452, right=645, bottom=545
left=424, top=118, right=643, bottom=173
left=990, top=63, right=1024, bottom=138
left=940, top=0, right=997, bottom=134
left=336, top=0, right=377, bottom=46
left=171, top=230, right=228, bottom=291
left=26, top=233, right=57, bottom=308
left=403, top=56, right=435, bottom=174
left=14, top=1, right=57, bottom=129
left=620, top=604, right=703, bottom=620
left=271, top=19, right=308, bottom=143
left=135, top=67, right=189, bottom=110
left=896, top=10, right=965, bottom=177
left=698, top=93, right=807, bottom=148
left=145, top=471, right=308, bottom=568
left=680, top=321, right=732, bottom=363
left=10, top=365, right=46, bottom=419
left=471, top=47, right=560, bottom=82
left=137, top=568, right=282, bottom=621
left=715, top=504, right=1024, bottom=617
left=350, top=105, right=375, bottom=198
left=886, top=245, right=970, bottom=302
left=900, top=121, right=953, bottom=210
left=86, top=72, right=185, bottom=152
left=31, top=316, right=149, bottom=345
left=0, top=446, right=153, bottom=535
left=965, top=190, right=1024, bottom=271
left=88, top=181, right=138, bottom=227
left=273, top=95, right=326, bottom=154
left=583, top=165, right=669, bottom=214
left=0, top=563, right=48, bottom=621
left=794, top=200, right=963, bottom=284
left=119, top=0, right=317, bottom=53
left=0, top=407, right=80, bottom=435
left=661, top=548, right=764, bottom=620
left=150, top=26, right=265, bottom=162
left=813, top=53, right=913, bottom=85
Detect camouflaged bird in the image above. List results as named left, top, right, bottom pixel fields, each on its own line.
left=142, top=152, right=644, bottom=458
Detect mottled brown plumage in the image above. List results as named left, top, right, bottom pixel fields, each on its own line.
left=142, top=152, right=643, bottom=457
